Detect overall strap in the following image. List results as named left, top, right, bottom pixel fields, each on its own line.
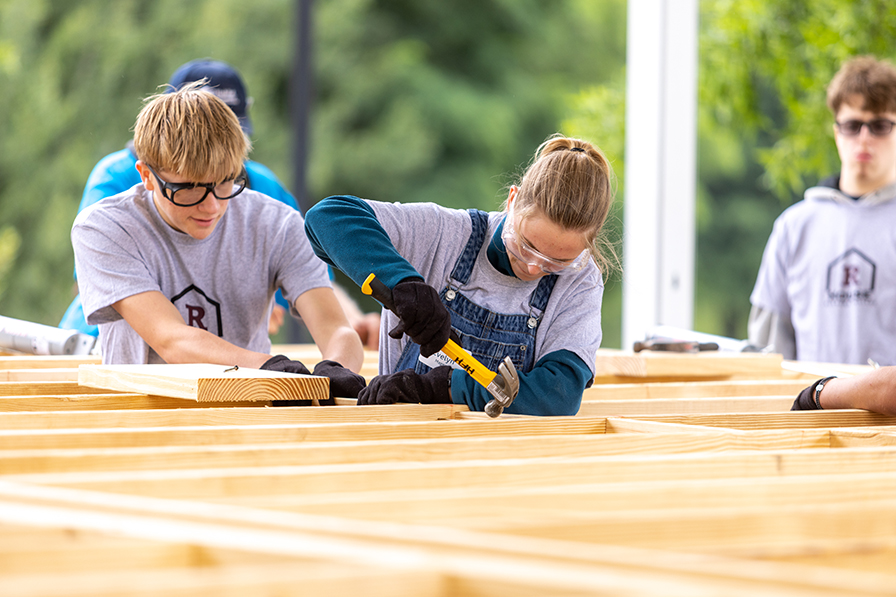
left=530, top=274, right=558, bottom=313
left=448, top=209, right=490, bottom=286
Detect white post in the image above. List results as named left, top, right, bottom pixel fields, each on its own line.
left=621, top=0, right=698, bottom=349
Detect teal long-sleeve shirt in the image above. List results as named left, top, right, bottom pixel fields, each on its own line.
left=304, top=195, right=593, bottom=416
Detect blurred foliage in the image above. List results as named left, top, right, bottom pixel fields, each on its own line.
left=561, top=0, right=896, bottom=343
left=0, top=0, right=625, bottom=328
left=701, top=0, right=896, bottom=201
left=562, top=79, right=626, bottom=347
left=0, top=226, right=21, bottom=303
left=10, top=0, right=889, bottom=349
left=692, top=0, right=896, bottom=339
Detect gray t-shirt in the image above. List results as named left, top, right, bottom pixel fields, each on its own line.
left=369, top=200, right=604, bottom=375
left=750, top=182, right=896, bottom=365
left=72, top=184, right=330, bottom=364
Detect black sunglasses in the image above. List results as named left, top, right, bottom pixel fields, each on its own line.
left=835, top=118, right=896, bottom=137
left=146, top=164, right=248, bottom=207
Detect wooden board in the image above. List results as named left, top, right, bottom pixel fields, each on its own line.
left=0, top=355, right=100, bottom=370
left=593, top=349, right=785, bottom=379
left=0, top=368, right=79, bottom=382
left=78, top=363, right=328, bottom=403
left=0, top=351, right=895, bottom=595
left=578, top=396, right=796, bottom=416
left=582, top=379, right=811, bottom=401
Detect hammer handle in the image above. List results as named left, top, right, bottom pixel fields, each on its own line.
left=361, top=273, right=498, bottom=388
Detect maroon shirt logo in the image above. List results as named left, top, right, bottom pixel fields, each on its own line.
left=171, top=285, right=223, bottom=336
left=826, top=248, right=875, bottom=303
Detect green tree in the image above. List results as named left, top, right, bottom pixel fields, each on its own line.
left=694, top=0, right=896, bottom=339
left=0, top=0, right=626, bottom=329
left=0, top=0, right=297, bottom=325
left=562, top=80, right=626, bottom=348
left=701, top=0, right=896, bottom=200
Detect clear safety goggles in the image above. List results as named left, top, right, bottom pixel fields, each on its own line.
left=501, top=208, right=589, bottom=276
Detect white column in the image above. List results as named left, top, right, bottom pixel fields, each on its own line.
left=621, top=0, right=698, bottom=349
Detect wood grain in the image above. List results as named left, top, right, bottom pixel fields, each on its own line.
left=1, top=349, right=896, bottom=595
left=593, top=349, right=784, bottom=378
left=78, top=363, right=328, bottom=402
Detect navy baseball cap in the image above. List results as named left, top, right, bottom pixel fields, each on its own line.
left=168, top=59, right=253, bottom=135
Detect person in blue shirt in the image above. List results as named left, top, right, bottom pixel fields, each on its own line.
left=61, top=59, right=380, bottom=347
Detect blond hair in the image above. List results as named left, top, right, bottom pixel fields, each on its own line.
left=827, top=55, right=896, bottom=115
left=133, top=80, right=250, bottom=182
left=506, top=134, right=617, bottom=273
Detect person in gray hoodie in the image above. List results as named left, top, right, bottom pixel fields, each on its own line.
left=750, top=55, right=896, bottom=366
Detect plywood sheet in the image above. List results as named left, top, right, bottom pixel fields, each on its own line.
left=78, top=364, right=328, bottom=403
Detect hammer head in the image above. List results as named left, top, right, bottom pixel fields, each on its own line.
left=484, top=357, right=520, bottom=418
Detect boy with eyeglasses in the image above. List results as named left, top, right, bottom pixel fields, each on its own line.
left=61, top=59, right=381, bottom=349
left=749, top=55, right=896, bottom=366
left=72, top=82, right=365, bottom=399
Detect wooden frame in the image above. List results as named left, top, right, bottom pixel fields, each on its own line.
left=0, top=347, right=894, bottom=595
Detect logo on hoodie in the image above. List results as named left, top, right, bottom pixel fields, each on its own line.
left=826, top=248, right=875, bottom=303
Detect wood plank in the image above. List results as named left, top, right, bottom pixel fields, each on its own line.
left=0, top=558, right=435, bottom=597
left=78, top=363, right=328, bottom=402
left=0, top=382, right=125, bottom=396
left=0, top=417, right=609, bottom=450
left=780, top=360, right=874, bottom=378
left=0, top=527, right=291, bottom=574
left=0, top=483, right=893, bottom=597
left=622, top=410, right=896, bottom=431
left=13, top=446, right=896, bottom=499
left=593, top=349, right=784, bottom=378
left=582, top=379, right=811, bottom=400
left=0, top=430, right=830, bottom=474
left=0, top=356, right=100, bottom=370
left=0, top=484, right=887, bottom=597
left=0, top=403, right=464, bottom=430
left=830, top=428, right=896, bottom=448
left=236, top=471, right=896, bottom=525
left=0, top=394, right=266, bottom=412
left=0, top=369, right=78, bottom=382
left=578, top=397, right=795, bottom=416
left=486, top=498, right=896, bottom=553
left=605, top=417, right=730, bottom=434
left=3, top=349, right=896, bottom=594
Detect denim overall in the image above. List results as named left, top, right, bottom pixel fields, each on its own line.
left=395, top=209, right=558, bottom=375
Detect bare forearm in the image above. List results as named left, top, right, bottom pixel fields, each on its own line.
left=295, top=287, right=365, bottom=372
left=113, top=291, right=273, bottom=368
left=316, top=325, right=364, bottom=372
left=155, top=326, right=271, bottom=369
left=821, top=367, right=896, bottom=415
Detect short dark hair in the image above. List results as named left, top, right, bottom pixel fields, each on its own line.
left=827, top=55, right=896, bottom=115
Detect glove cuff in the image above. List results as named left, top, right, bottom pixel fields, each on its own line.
left=395, top=276, right=426, bottom=287
left=260, top=355, right=312, bottom=376
left=421, top=366, right=453, bottom=404
left=261, top=355, right=290, bottom=370
left=791, top=376, right=834, bottom=411
left=312, top=360, right=342, bottom=373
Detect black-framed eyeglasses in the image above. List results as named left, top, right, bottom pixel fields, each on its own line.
left=835, top=118, right=896, bottom=137
left=146, top=164, right=248, bottom=207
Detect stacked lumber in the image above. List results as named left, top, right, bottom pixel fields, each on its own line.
left=1, top=347, right=895, bottom=596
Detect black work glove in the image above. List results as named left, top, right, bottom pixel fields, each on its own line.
left=312, top=359, right=367, bottom=399
left=791, top=377, right=829, bottom=411
left=357, top=366, right=452, bottom=405
left=260, top=354, right=318, bottom=406
left=388, top=278, right=451, bottom=357
left=260, top=354, right=311, bottom=375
